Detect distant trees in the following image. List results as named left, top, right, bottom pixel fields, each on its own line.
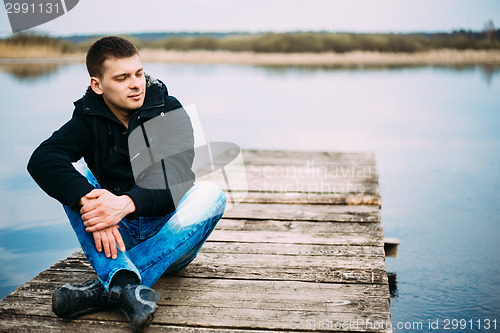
left=483, top=20, right=496, bottom=41
left=0, top=32, right=75, bottom=53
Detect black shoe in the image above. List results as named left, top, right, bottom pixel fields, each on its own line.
left=111, top=284, right=161, bottom=333
left=52, top=279, right=109, bottom=318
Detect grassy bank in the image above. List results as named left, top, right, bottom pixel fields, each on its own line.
left=2, top=32, right=500, bottom=66
left=2, top=48, right=500, bottom=67
left=141, top=31, right=500, bottom=53
left=138, top=49, right=500, bottom=66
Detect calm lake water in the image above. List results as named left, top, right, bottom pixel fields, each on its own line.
left=0, top=61, right=499, bottom=331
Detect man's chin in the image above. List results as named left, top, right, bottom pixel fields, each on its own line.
left=126, top=99, right=145, bottom=111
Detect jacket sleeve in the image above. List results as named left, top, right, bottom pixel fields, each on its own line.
left=27, top=115, right=95, bottom=208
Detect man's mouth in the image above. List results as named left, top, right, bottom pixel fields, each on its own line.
left=128, top=92, right=143, bottom=100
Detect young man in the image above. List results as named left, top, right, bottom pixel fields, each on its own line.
left=27, top=36, right=226, bottom=333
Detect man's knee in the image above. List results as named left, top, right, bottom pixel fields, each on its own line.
left=193, top=181, right=226, bottom=203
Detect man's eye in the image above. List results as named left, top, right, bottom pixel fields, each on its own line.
left=136, top=72, right=143, bottom=77
left=116, top=77, right=126, bottom=82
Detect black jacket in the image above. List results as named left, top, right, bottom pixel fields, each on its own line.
left=27, top=75, right=194, bottom=217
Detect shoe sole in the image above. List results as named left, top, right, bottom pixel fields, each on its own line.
left=128, top=304, right=158, bottom=333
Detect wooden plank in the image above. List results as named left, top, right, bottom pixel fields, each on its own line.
left=212, top=177, right=380, bottom=195
left=241, top=190, right=381, bottom=206
left=208, top=229, right=383, bottom=246
left=44, top=251, right=387, bottom=285
left=0, top=316, right=305, bottom=333
left=0, top=316, right=132, bottom=333
left=0, top=316, right=307, bottom=333
left=243, top=163, right=378, bottom=181
left=198, top=166, right=379, bottom=195
left=201, top=242, right=386, bottom=258
left=241, top=150, right=377, bottom=166
left=64, top=249, right=386, bottom=270
left=176, top=255, right=388, bottom=284
left=151, top=306, right=391, bottom=332
left=216, top=218, right=383, bottom=234
left=7, top=277, right=390, bottom=314
left=224, top=203, right=381, bottom=222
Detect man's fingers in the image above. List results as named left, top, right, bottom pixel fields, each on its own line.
left=82, top=210, right=101, bottom=224
left=112, top=227, right=126, bottom=252
left=93, top=231, right=102, bottom=252
left=86, top=222, right=108, bottom=233
left=80, top=200, right=97, bottom=215
left=100, top=231, right=111, bottom=258
left=83, top=215, right=110, bottom=228
left=106, top=229, right=117, bottom=259
left=85, top=189, right=107, bottom=199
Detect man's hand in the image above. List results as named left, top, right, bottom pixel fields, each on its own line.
left=93, top=225, right=125, bottom=259
left=80, top=189, right=136, bottom=233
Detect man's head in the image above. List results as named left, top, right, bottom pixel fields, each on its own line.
left=86, top=36, right=139, bottom=79
left=86, top=36, right=146, bottom=117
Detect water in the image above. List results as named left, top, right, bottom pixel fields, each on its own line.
left=0, top=62, right=499, bottom=331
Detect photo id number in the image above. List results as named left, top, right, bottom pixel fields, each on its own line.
left=5, top=2, right=61, bottom=14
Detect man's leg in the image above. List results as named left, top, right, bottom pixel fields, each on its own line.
left=63, top=163, right=142, bottom=290
left=53, top=163, right=143, bottom=320
left=126, top=181, right=226, bottom=287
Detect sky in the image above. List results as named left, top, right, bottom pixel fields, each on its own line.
left=0, top=0, right=500, bottom=37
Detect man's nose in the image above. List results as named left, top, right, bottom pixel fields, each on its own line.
left=130, top=76, right=142, bottom=89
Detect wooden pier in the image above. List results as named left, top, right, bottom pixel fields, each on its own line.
left=0, top=150, right=392, bottom=332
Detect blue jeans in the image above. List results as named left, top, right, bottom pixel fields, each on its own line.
left=64, top=163, right=226, bottom=291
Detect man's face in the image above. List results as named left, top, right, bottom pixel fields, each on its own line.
left=92, top=55, right=146, bottom=115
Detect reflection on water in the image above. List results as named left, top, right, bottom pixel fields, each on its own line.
left=387, top=272, right=398, bottom=298
left=0, top=62, right=67, bottom=82
left=1, top=61, right=500, bottom=85
left=0, top=62, right=499, bottom=331
left=479, top=65, right=500, bottom=86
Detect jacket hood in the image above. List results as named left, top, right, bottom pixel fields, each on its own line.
left=73, top=73, right=166, bottom=118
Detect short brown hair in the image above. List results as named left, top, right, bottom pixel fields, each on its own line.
left=86, top=36, right=139, bottom=78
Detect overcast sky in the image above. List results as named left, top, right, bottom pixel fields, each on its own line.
left=1, top=0, right=500, bottom=36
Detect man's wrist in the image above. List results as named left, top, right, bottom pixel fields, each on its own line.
left=122, top=195, right=136, bottom=215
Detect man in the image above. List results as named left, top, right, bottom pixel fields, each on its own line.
left=27, top=36, right=226, bottom=333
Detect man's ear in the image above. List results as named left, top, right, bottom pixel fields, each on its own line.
left=90, top=77, right=103, bottom=95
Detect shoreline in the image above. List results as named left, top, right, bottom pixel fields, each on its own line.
left=1, top=49, right=500, bottom=66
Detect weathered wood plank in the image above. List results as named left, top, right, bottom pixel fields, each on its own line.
left=217, top=218, right=383, bottom=233
left=241, top=190, right=381, bottom=206
left=224, top=203, right=381, bottom=222
left=0, top=314, right=391, bottom=333
left=152, top=306, right=391, bottom=332
left=208, top=229, right=383, bottom=246
left=0, top=315, right=132, bottom=333
left=243, top=163, right=378, bottom=180
left=6, top=277, right=390, bottom=314
left=201, top=175, right=380, bottom=195
left=241, top=150, right=377, bottom=166
left=43, top=251, right=388, bottom=285
left=201, top=242, right=386, bottom=258
left=4, top=275, right=391, bottom=302
left=63, top=250, right=387, bottom=271
left=0, top=316, right=311, bottom=333
left=176, top=258, right=388, bottom=284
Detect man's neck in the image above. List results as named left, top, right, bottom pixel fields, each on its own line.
left=109, top=108, right=132, bottom=129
